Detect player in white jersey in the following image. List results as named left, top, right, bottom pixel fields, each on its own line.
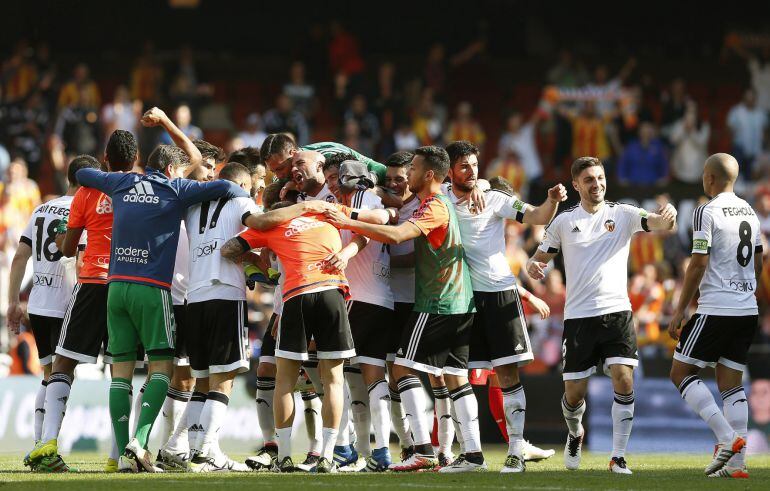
left=7, top=155, right=99, bottom=469
left=322, top=157, right=396, bottom=471
left=383, top=152, right=420, bottom=461
left=443, top=141, right=567, bottom=472
left=668, top=153, right=759, bottom=479
left=180, top=162, right=257, bottom=472
left=527, top=156, right=676, bottom=474
left=156, top=140, right=218, bottom=470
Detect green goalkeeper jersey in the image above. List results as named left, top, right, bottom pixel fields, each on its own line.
left=302, top=142, right=387, bottom=185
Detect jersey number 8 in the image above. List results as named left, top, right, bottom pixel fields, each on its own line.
left=736, top=221, right=752, bottom=268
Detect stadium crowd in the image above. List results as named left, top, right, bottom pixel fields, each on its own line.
left=3, top=31, right=770, bottom=377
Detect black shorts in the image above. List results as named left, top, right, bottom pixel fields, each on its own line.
left=276, top=289, right=354, bottom=361
left=259, top=313, right=278, bottom=364
left=187, top=299, right=249, bottom=378
left=56, top=283, right=108, bottom=364
left=468, top=290, right=534, bottom=369
left=674, top=314, right=758, bottom=372
left=29, top=314, right=63, bottom=366
left=562, top=310, right=638, bottom=381
left=347, top=300, right=394, bottom=367
left=394, top=311, right=474, bottom=376
left=388, top=302, right=414, bottom=362
left=174, top=304, right=189, bottom=366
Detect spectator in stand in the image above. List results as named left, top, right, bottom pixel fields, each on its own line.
left=331, top=71, right=351, bottom=121
left=340, top=118, right=368, bottom=156
left=669, top=100, right=710, bottom=184
left=728, top=42, right=770, bottom=111
left=263, top=94, right=309, bottom=146
left=1, top=40, right=38, bottom=103
left=617, top=121, right=668, bottom=186
left=629, top=264, right=666, bottom=346
left=282, top=61, right=316, bottom=120
left=101, top=85, right=142, bottom=143
left=372, top=62, right=403, bottom=140
left=494, top=110, right=544, bottom=187
left=160, top=103, right=203, bottom=145
left=425, top=43, right=448, bottom=96
left=486, top=149, right=526, bottom=196
left=344, top=94, right=380, bottom=156
left=328, top=21, right=364, bottom=79
left=727, top=88, right=768, bottom=178
left=0, top=158, right=41, bottom=243
left=130, top=41, right=163, bottom=104
left=4, top=90, right=50, bottom=176
left=392, top=117, right=419, bottom=152
left=238, top=113, right=268, bottom=149
left=547, top=49, right=589, bottom=87
left=660, top=77, right=690, bottom=136
left=585, top=59, right=636, bottom=117
left=412, top=87, right=446, bottom=146
left=57, top=63, right=100, bottom=109
left=54, top=85, right=100, bottom=156
left=559, top=100, right=611, bottom=162
left=445, top=101, right=486, bottom=150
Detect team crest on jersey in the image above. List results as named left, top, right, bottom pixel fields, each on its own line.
left=325, top=195, right=336, bottom=203
left=604, top=219, right=616, bottom=232
left=95, top=195, right=112, bottom=214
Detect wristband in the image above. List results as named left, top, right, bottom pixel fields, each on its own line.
left=351, top=211, right=359, bottom=220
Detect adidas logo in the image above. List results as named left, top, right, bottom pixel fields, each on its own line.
left=142, top=402, right=150, bottom=408
left=396, top=349, right=404, bottom=356
left=571, top=225, right=581, bottom=233
left=118, top=415, right=129, bottom=422
left=189, top=424, right=204, bottom=432
left=515, top=343, right=524, bottom=351
left=256, top=398, right=270, bottom=406
left=58, top=396, right=68, bottom=403
left=124, top=181, right=160, bottom=204
left=95, top=195, right=113, bottom=214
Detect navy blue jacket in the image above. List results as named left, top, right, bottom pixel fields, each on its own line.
left=76, top=167, right=247, bottom=289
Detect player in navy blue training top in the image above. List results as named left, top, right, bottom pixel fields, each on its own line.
left=75, top=143, right=248, bottom=472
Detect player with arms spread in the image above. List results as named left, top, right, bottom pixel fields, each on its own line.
left=668, top=153, right=760, bottom=479
left=527, top=156, right=676, bottom=475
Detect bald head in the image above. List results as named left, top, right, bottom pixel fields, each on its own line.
left=704, top=153, right=739, bottom=184
left=291, top=150, right=325, bottom=193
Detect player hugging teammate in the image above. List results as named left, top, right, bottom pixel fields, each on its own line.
left=10, top=116, right=758, bottom=480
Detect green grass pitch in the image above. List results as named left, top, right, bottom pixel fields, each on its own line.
left=1, top=446, right=769, bottom=489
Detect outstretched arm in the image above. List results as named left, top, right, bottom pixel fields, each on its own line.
left=324, top=207, right=421, bottom=245
left=645, top=203, right=678, bottom=231
left=523, top=184, right=567, bottom=225
left=141, top=107, right=202, bottom=173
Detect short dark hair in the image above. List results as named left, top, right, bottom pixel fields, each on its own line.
left=445, top=140, right=479, bottom=165
left=263, top=178, right=290, bottom=210
left=228, top=146, right=262, bottom=171
left=414, top=145, right=450, bottom=180
left=269, top=201, right=295, bottom=211
left=67, top=154, right=101, bottom=186
left=105, top=130, right=137, bottom=169
left=193, top=139, right=226, bottom=162
left=218, top=162, right=250, bottom=183
left=570, top=156, right=604, bottom=179
left=385, top=151, right=414, bottom=168
left=147, top=145, right=189, bottom=172
left=489, top=176, right=514, bottom=194
left=322, top=152, right=355, bottom=173
left=260, top=133, right=297, bottom=160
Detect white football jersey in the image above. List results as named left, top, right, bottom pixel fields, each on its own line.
left=185, top=195, right=259, bottom=303
left=20, top=195, right=77, bottom=317
left=539, top=202, right=648, bottom=320
left=297, top=183, right=336, bottom=203
left=342, top=190, right=394, bottom=309
left=171, top=222, right=189, bottom=306
left=390, top=195, right=421, bottom=303
left=691, top=192, right=761, bottom=316
left=444, top=185, right=530, bottom=292
left=270, top=255, right=285, bottom=316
